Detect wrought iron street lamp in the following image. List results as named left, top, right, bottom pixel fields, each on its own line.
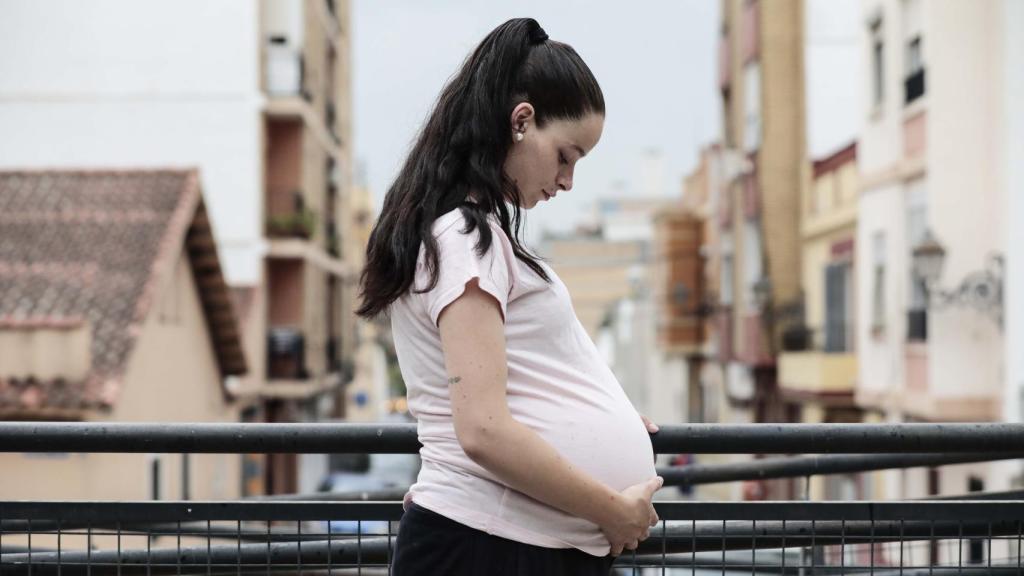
left=911, top=228, right=1003, bottom=326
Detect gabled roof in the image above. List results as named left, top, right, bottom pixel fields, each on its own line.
left=0, top=169, right=247, bottom=416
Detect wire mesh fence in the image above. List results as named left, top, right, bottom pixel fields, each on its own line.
left=5, top=500, right=1024, bottom=575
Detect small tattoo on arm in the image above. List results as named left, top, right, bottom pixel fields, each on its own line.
left=447, top=376, right=462, bottom=385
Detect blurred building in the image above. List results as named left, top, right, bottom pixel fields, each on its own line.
left=341, top=180, right=391, bottom=423
left=779, top=143, right=860, bottom=424
left=543, top=199, right=661, bottom=340
left=711, top=0, right=807, bottom=498
left=717, top=2, right=807, bottom=415
left=544, top=198, right=685, bottom=423
left=779, top=142, right=863, bottom=500
left=0, top=0, right=359, bottom=496
left=0, top=170, right=246, bottom=500
left=655, top=144, right=746, bottom=501
left=1005, top=0, right=1024, bottom=493
left=855, top=0, right=1013, bottom=500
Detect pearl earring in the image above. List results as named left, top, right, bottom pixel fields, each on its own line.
left=514, top=131, right=524, bottom=142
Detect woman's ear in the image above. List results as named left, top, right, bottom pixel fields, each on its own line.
left=509, top=102, right=535, bottom=133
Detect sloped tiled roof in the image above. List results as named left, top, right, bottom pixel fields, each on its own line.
left=0, top=169, right=247, bottom=416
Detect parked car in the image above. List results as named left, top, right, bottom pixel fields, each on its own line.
left=319, top=452, right=421, bottom=535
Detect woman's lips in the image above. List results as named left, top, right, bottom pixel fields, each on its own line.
left=543, top=189, right=555, bottom=201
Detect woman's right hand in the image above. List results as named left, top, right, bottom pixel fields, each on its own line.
left=600, top=476, right=663, bottom=556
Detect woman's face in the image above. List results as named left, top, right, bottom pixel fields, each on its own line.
left=503, top=104, right=604, bottom=210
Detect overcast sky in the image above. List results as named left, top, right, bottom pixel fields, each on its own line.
left=351, top=0, right=860, bottom=244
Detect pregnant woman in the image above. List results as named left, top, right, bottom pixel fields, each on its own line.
left=357, top=18, right=662, bottom=576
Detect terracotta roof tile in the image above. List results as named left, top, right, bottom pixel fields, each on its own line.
left=0, top=169, right=246, bottom=416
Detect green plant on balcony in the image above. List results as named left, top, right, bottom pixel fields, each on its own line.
left=266, top=207, right=318, bottom=239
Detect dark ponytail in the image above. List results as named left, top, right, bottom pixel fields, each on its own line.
left=356, top=18, right=604, bottom=319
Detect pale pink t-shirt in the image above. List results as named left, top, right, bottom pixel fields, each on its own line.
left=390, top=208, right=656, bottom=557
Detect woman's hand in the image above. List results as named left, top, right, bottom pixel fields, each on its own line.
left=599, top=476, right=663, bottom=556
left=640, top=414, right=659, bottom=434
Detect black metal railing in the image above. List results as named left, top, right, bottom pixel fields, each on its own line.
left=7, top=500, right=1024, bottom=575
left=4, top=422, right=1024, bottom=574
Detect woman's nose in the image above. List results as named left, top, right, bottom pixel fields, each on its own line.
left=557, top=174, right=573, bottom=192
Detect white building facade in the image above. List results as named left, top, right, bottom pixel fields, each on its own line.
left=856, top=0, right=1014, bottom=499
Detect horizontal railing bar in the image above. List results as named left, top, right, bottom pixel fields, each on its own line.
left=0, top=537, right=395, bottom=576
left=5, top=422, right=1024, bottom=454
left=0, top=423, right=418, bottom=454
left=662, top=452, right=1024, bottom=486
left=652, top=500, right=1024, bottom=521
left=5, top=518, right=1022, bottom=574
left=0, top=521, right=379, bottom=542
left=4, top=500, right=1024, bottom=522
left=926, top=488, right=1024, bottom=500
left=0, top=501, right=405, bottom=522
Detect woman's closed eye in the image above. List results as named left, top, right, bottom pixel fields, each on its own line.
left=558, top=152, right=568, bottom=166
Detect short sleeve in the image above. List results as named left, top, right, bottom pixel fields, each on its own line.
left=419, top=216, right=516, bottom=326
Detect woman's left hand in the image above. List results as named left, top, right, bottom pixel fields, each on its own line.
left=640, top=414, right=659, bottom=434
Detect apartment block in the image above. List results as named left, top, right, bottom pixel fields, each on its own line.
left=856, top=0, right=1013, bottom=499
left=0, top=0, right=361, bottom=497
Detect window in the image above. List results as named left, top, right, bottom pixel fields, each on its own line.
left=906, top=180, right=928, bottom=341
left=870, top=18, right=885, bottom=109
left=743, top=62, right=761, bottom=152
left=743, top=221, right=763, bottom=309
left=906, top=181, right=928, bottom=309
left=720, top=235, right=734, bottom=306
left=902, top=0, right=926, bottom=104
left=722, top=87, right=735, bottom=148
left=871, top=232, right=887, bottom=332
left=825, top=262, right=852, bottom=352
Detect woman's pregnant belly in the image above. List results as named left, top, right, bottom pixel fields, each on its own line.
left=506, top=386, right=657, bottom=491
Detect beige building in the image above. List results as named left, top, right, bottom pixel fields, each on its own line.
left=238, top=0, right=358, bottom=495
left=543, top=198, right=671, bottom=339
left=716, top=0, right=806, bottom=395
left=705, top=0, right=807, bottom=499
left=779, top=142, right=863, bottom=500
left=0, top=169, right=246, bottom=502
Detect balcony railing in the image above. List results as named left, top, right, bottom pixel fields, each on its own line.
left=267, top=328, right=308, bottom=379
left=4, top=422, right=1024, bottom=573
left=264, top=39, right=306, bottom=98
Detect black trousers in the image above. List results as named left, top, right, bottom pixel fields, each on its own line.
left=392, top=502, right=615, bottom=575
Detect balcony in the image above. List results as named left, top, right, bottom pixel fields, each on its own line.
left=267, top=236, right=350, bottom=278
left=266, top=206, right=317, bottom=240
left=264, top=39, right=307, bottom=99
left=903, top=108, right=927, bottom=160
left=902, top=342, right=999, bottom=421
left=736, top=312, right=773, bottom=366
left=779, top=350, right=857, bottom=401
left=267, top=327, right=308, bottom=380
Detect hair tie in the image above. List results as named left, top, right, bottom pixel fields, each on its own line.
left=529, top=27, right=549, bottom=45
